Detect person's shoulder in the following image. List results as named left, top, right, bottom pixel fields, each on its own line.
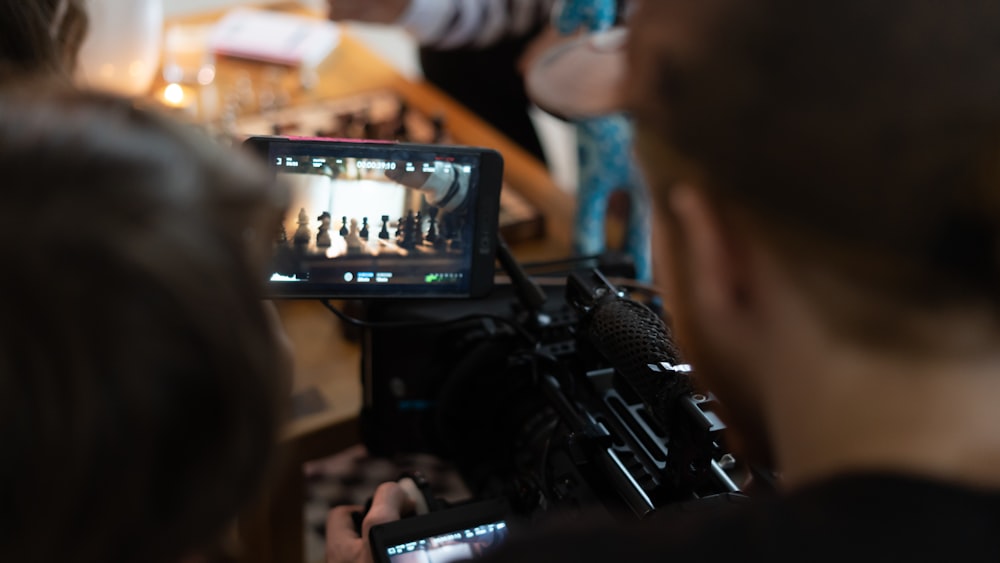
left=482, top=473, right=1000, bottom=563
left=483, top=494, right=763, bottom=563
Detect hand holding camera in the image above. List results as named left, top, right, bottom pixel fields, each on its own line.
left=329, top=474, right=510, bottom=563
left=326, top=479, right=419, bottom=563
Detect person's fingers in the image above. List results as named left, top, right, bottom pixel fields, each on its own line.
left=325, top=505, right=368, bottom=563
left=383, top=163, right=407, bottom=182
left=385, top=168, right=432, bottom=189
left=327, top=504, right=364, bottom=541
left=518, top=25, right=568, bottom=75
left=360, top=481, right=417, bottom=539
left=326, top=480, right=420, bottom=563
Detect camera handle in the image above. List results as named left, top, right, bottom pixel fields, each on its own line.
left=495, top=235, right=548, bottom=319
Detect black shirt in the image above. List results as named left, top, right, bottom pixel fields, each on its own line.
left=482, top=473, right=1000, bottom=562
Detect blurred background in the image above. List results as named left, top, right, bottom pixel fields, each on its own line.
left=163, top=0, right=578, bottom=191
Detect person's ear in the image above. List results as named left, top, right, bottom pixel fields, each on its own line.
left=667, top=184, right=753, bottom=323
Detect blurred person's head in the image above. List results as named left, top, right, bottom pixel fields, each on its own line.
left=0, top=0, right=88, bottom=77
left=0, top=85, right=289, bottom=562
left=628, top=1, right=1000, bottom=473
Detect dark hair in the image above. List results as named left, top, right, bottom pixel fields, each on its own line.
left=0, top=0, right=88, bottom=76
left=0, top=86, right=289, bottom=562
left=629, top=0, right=1000, bottom=325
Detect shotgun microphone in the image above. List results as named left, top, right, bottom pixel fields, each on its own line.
left=568, top=270, right=692, bottom=428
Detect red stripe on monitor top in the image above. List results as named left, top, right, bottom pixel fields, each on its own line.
left=281, top=136, right=398, bottom=144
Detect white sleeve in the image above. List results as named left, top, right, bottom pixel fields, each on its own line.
left=436, top=0, right=487, bottom=49
left=396, top=0, right=461, bottom=45
left=418, top=162, right=469, bottom=212
left=473, top=0, right=512, bottom=47
left=397, top=0, right=556, bottom=48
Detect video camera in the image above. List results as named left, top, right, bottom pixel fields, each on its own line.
left=246, top=137, right=755, bottom=562
left=362, top=261, right=749, bottom=522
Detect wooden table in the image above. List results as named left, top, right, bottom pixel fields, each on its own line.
left=159, top=4, right=574, bottom=562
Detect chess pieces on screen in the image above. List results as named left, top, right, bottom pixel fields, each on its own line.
left=360, top=217, right=370, bottom=241
left=345, top=218, right=365, bottom=255
left=276, top=206, right=466, bottom=265
left=399, top=211, right=417, bottom=250
left=238, top=90, right=545, bottom=245
left=317, top=211, right=332, bottom=249
left=379, top=215, right=391, bottom=240
left=294, top=207, right=311, bottom=246
left=425, top=207, right=439, bottom=244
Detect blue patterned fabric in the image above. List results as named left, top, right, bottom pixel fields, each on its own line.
left=555, top=0, right=652, bottom=281
left=574, top=116, right=651, bottom=282
left=555, top=0, right=617, bottom=34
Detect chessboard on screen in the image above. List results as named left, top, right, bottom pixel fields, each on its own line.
left=244, top=137, right=503, bottom=299
left=235, top=90, right=545, bottom=243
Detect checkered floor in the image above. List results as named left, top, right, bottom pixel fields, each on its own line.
left=303, top=445, right=472, bottom=563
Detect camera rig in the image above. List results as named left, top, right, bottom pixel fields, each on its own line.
left=360, top=245, right=752, bottom=521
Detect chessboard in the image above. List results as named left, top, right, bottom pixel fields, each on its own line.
left=236, top=90, right=546, bottom=244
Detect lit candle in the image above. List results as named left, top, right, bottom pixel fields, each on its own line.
left=155, top=83, right=200, bottom=121
left=163, top=83, right=186, bottom=107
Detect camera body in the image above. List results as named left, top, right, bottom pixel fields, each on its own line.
left=361, top=269, right=747, bottom=522
left=247, top=135, right=749, bottom=542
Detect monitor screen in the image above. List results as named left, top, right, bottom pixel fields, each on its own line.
left=247, top=137, right=503, bottom=298
left=383, top=520, right=509, bottom=563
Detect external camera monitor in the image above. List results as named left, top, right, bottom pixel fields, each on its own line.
left=368, top=500, right=511, bottom=563
left=244, top=136, right=503, bottom=298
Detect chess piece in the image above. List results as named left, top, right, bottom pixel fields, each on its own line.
left=443, top=214, right=464, bottom=253
left=338, top=112, right=356, bottom=138
left=293, top=207, right=311, bottom=246
left=425, top=207, right=439, bottom=243
left=395, top=216, right=404, bottom=241
left=394, top=100, right=409, bottom=140
left=339, top=216, right=349, bottom=237
left=316, top=212, right=332, bottom=249
left=344, top=218, right=365, bottom=254
left=359, top=217, right=370, bottom=240
left=414, top=211, right=424, bottom=244
left=441, top=213, right=458, bottom=241
left=328, top=113, right=345, bottom=138
left=431, top=114, right=446, bottom=144
left=371, top=120, right=391, bottom=140
left=378, top=215, right=391, bottom=240
left=360, top=106, right=376, bottom=139
left=448, top=216, right=465, bottom=251
left=399, top=210, right=417, bottom=250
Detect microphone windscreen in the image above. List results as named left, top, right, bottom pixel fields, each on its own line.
left=586, top=298, right=691, bottom=426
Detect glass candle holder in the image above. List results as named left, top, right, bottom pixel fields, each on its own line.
left=162, top=24, right=216, bottom=86
left=76, top=0, right=163, bottom=97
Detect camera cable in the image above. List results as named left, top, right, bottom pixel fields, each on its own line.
left=320, top=299, right=538, bottom=345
